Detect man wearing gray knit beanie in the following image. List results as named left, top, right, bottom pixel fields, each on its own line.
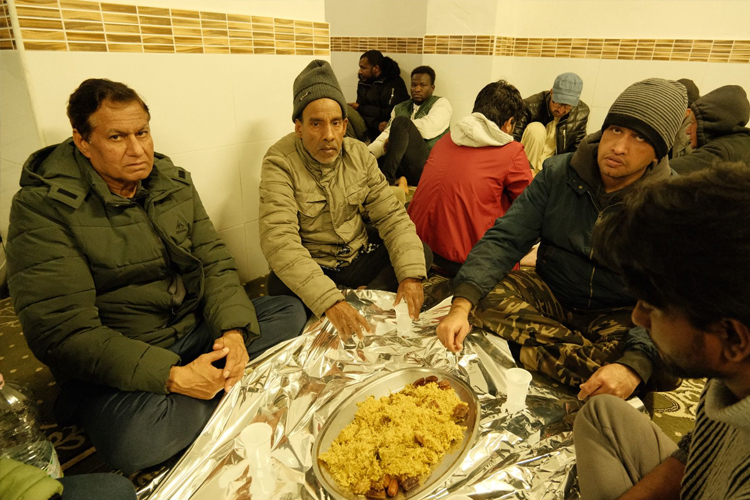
left=259, top=60, right=432, bottom=339
left=437, top=78, right=687, bottom=400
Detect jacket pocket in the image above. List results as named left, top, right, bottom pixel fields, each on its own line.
left=296, top=192, right=327, bottom=218
left=346, top=185, right=368, bottom=207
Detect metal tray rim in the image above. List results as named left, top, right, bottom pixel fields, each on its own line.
left=312, top=367, right=481, bottom=500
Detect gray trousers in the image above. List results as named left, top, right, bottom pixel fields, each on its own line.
left=573, top=394, right=678, bottom=499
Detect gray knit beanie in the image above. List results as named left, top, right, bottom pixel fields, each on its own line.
left=602, top=78, right=688, bottom=159
left=292, top=60, right=347, bottom=122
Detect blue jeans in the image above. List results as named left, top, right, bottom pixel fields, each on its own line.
left=64, top=296, right=306, bottom=474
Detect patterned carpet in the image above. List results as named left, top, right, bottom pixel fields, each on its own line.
left=0, top=275, right=701, bottom=490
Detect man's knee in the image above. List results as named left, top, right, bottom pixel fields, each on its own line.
left=574, top=394, right=628, bottom=436
left=90, top=394, right=216, bottom=474
left=253, top=295, right=307, bottom=334
left=391, top=115, right=411, bottom=132
left=521, top=121, right=546, bottom=143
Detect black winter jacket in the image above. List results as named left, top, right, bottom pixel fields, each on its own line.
left=356, top=61, right=409, bottom=141
left=670, top=85, right=750, bottom=174
left=513, top=90, right=590, bottom=154
left=453, top=132, right=673, bottom=384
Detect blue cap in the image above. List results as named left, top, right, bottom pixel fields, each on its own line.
left=552, top=73, right=583, bottom=106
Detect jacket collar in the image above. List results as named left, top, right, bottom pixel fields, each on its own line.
left=294, top=135, right=342, bottom=182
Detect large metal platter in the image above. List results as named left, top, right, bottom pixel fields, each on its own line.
left=312, top=367, right=481, bottom=500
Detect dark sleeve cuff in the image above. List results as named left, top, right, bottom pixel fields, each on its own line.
left=452, top=282, right=484, bottom=307
left=616, top=349, right=654, bottom=384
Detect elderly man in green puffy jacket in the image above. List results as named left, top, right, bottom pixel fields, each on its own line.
left=5, top=79, right=307, bottom=474
left=260, top=60, right=431, bottom=339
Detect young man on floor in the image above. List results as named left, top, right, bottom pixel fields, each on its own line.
left=436, top=78, right=688, bottom=399
left=408, top=80, right=532, bottom=276
left=573, top=163, right=750, bottom=499
left=368, top=66, right=452, bottom=194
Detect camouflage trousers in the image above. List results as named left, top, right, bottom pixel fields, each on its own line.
left=473, top=270, right=634, bottom=388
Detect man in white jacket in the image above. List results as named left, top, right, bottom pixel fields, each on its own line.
left=408, top=80, right=532, bottom=275
left=369, top=66, right=452, bottom=195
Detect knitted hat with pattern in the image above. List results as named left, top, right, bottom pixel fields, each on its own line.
left=292, top=60, right=347, bottom=122
left=602, top=78, right=688, bottom=159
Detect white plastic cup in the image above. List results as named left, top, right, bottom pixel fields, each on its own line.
left=394, top=301, right=411, bottom=333
left=505, top=367, right=532, bottom=412
left=250, top=461, right=276, bottom=499
left=240, top=422, right=273, bottom=469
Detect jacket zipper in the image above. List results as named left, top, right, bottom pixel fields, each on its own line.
left=586, top=194, right=624, bottom=308
left=562, top=128, right=567, bottom=152
left=388, top=88, right=395, bottom=106
left=587, top=210, right=602, bottom=308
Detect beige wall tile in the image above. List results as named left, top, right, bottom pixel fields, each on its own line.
left=107, top=43, right=142, bottom=52
left=100, top=3, right=136, bottom=14
left=24, top=40, right=66, bottom=50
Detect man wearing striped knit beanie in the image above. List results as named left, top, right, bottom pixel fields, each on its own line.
left=574, top=163, right=750, bottom=499
left=438, top=78, right=687, bottom=400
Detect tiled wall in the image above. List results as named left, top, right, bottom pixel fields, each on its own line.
left=0, top=0, right=14, bottom=49
left=332, top=35, right=750, bottom=64
left=2, top=0, right=329, bottom=54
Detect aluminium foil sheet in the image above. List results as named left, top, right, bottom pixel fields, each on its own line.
left=147, top=289, right=615, bottom=500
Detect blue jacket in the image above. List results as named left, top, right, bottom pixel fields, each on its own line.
left=453, top=132, right=671, bottom=380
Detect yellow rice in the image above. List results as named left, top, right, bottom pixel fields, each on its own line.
left=318, top=381, right=468, bottom=495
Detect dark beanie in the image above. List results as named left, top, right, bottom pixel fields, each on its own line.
left=677, top=78, right=700, bottom=106
left=292, top=60, right=347, bottom=122
left=602, top=78, right=688, bottom=159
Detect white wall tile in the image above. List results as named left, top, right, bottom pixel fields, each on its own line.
left=231, top=55, right=308, bottom=144
left=217, top=224, right=251, bottom=283
left=238, top=139, right=276, bottom=223
left=700, top=63, right=750, bottom=97
left=426, top=0, right=497, bottom=34
left=587, top=106, right=609, bottom=135
left=331, top=52, right=361, bottom=102
left=0, top=53, right=43, bottom=166
left=244, top=219, right=270, bottom=280
left=326, top=0, right=427, bottom=36
left=22, top=53, right=238, bottom=153
left=592, top=60, right=709, bottom=110
left=168, top=145, right=243, bottom=233
left=421, top=55, right=493, bottom=120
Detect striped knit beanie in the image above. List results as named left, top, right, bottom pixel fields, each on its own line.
left=292, top=59, right=347, bottom=122
left=602, top=78, right=688, bottom=159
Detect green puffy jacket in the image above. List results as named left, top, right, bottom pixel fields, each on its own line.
left=7, top=139, right=259, bottom=394
left=0, top=459, right=62, bottom=500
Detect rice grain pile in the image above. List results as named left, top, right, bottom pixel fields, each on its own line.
left=318, top=379, right=468, bottom=495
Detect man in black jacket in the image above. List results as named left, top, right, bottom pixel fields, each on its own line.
left=670, top=85, right=750, bottom=174
left=349, top=50, right=409, bottom=141
left=513, top=72, right=590, bottom=173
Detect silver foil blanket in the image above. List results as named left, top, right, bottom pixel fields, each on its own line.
left=148, top=290, right=592, bottom=500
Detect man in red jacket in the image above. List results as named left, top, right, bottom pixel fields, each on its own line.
left=408, top=80, right=533, bottom=276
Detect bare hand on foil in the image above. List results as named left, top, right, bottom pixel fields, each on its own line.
left=436, top=298, right=472, bottom=352
left=394, top=277, right=424, bottom=319
left=577, top=363, right=641, bottom=400
left=325, top=300, right=372, bottom=340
